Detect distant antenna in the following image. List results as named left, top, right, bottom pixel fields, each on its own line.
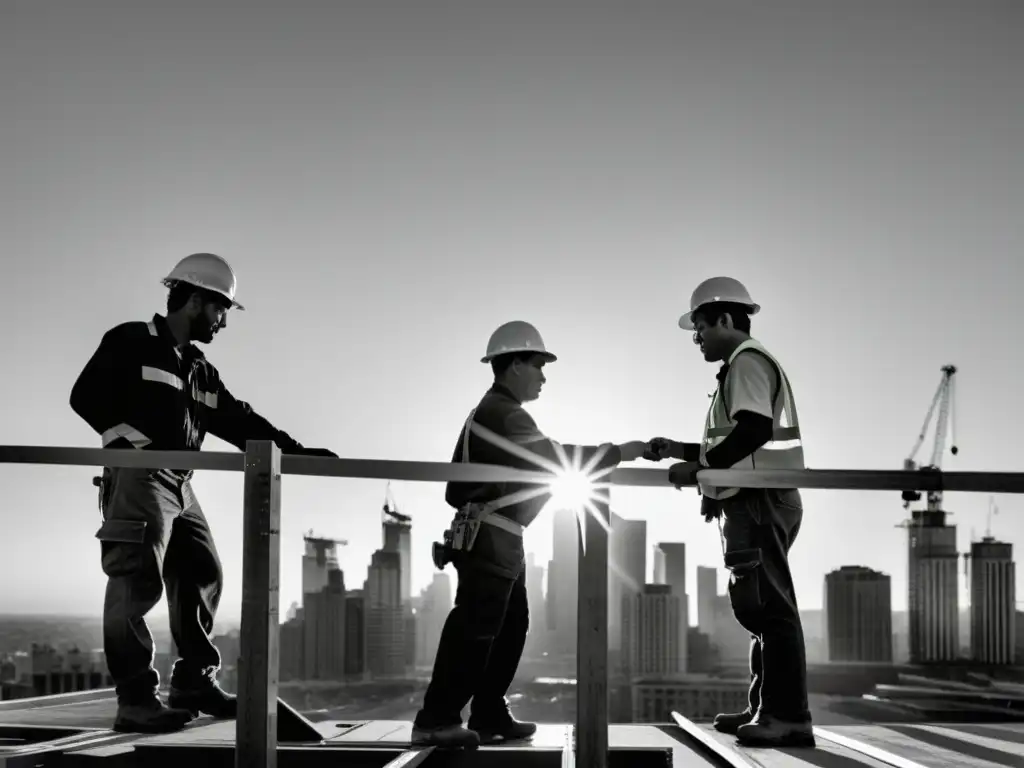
left=987, top=496, right=999, bottom=538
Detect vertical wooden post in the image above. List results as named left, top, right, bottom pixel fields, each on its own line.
left=575, top=492, right=609, bottom=767
left=236, top=440, right=282, bottom=768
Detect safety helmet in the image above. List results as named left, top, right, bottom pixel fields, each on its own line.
left=678, top=276, right=759, bottom=330
left=161, top=253, right=245, bottom=310
left=481, top=321, right=557, bottom=364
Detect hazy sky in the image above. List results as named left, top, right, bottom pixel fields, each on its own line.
left=2, top=0, right=1022, bottom=627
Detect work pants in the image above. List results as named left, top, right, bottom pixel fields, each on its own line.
left=95, top=467, right=224, bottom=704
left=414, top=561, right=529, bottom=729
left=713, top=487, right=809, bottom=723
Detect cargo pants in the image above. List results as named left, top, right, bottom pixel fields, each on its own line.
left=711, top=487, right=810, bottom=723
left=415, top=524, right=529, bottom=729
left=95, top=466, right=224, bottom=704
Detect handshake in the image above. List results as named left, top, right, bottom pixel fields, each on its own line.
left=615, top=437, right=676, bottom=464
left=614, top=438, right=704, bottom=490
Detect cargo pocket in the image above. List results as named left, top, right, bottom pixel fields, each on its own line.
left=724, top=547, right=764, bottom=621
left=95, top=519, right=148, bottom=578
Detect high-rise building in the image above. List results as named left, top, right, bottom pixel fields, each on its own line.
left=302, top=533, right=342, bottom=597
left=382, top=500, right=414, bottom=668
left=344, top=591, right=366, bottom=678
left=906, top=509, right=959, bottom=663
left=382, top=512, right=412, bottom=606
left=524, top=552, right=547, bottom=657
left=622, top=584, right=681, bottom=678
left=415, top=572, right=452, bottom=668
left=302, top=569, right=347, bottom=679
left=610, top=513, right=646, bottom=652
left=548, top=506, right=578, bottom=655
left=969, top=537, right=1016, bottom=665
left=364, top=549, right=406, bottom=677
left=653, top=542, right=688, bottom=674
left=824, top=566, right=892, bottom=663
left=696, top=567, right=717, bottom=636
left=280, top=615, right=304, bottom=681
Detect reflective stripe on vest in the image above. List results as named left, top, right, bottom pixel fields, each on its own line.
left=698, top=338, right=804, bottom=500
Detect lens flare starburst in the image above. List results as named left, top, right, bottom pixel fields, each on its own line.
left=465, top=420, right=614, bottom=553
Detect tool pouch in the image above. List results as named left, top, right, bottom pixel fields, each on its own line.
left=446, top=502, right=490, bottom=554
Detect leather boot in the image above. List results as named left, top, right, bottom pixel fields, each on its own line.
left=737, top=714, right=815, bottom=747
left=113, top=697, right=194, bottom=734
left=467, top=712, right=537, bottom=744
left=410, top=724, right=481, bottom=749
left=168, top=680, right=237, bottom=719
left=713, top=709, right=755, bottom=735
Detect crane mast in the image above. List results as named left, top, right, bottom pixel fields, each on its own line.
left=901, top=364, right=958, bottom=512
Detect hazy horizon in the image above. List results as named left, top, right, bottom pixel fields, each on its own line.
left=2, top=0, right=1022, bottom=627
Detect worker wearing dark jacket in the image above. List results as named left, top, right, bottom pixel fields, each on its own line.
left=412, top=321, right=648, bottom=749
left=69, top=253, right=337, bottom=735
left=646, top=277, right=812, bottom=749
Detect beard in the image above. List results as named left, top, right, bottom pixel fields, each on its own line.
left=190, top=313, right=217, bottom=344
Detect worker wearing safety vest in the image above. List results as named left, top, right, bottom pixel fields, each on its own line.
left=412, top=321, right=648, bottom=749
left=69, top=253, right=337, bottom=735
left=645, top=277, right=813, bottom=748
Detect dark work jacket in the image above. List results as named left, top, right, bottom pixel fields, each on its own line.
left=70, top=313, right=306, bottom=459
left=445, top=383, right=622, bottom=578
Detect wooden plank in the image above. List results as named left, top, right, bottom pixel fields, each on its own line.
left=670, top=712, right=758, bottom=768
left=236, top=440, right=282, bottom=768
left=3, top=444, right=1024, bottom=495
left=575, top=497, right=609, bottom=768
left=815, top=726, right=954, bottom=768
left=671, top=713, right=871, bottom=768
left=912, top=724, right=1024, bottom=758
left=382, top=746, right=435, bottom=767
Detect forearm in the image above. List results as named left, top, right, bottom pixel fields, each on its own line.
left=212, top=407, right=304, bottom=453
left=702, top=413, right=773, bottom=469
left=668, top=440, right=701, bottom=462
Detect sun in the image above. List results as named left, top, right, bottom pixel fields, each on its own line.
left=547, top=468, right=598, bottom=513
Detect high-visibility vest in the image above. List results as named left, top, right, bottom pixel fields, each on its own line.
left=698, top=338, right=804, bottom=500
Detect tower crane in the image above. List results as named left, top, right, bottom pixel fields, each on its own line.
left=382, top=480, right=411, bottom=524
left=899, top=364, right=959, bottom=514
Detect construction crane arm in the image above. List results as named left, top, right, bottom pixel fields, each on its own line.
left=902, top=365, right=959, bottom=511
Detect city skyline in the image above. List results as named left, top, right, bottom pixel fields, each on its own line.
left=2, top=0, right=1022, bottom=624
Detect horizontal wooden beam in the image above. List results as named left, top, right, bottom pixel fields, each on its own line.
left=1, top=444, right=1023, bottom=494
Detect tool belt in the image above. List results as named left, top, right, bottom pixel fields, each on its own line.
left=433, top=501, right=524, bottom=570
left=432, top=406, right=531, bottom=571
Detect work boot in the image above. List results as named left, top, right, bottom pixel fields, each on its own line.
left=410, top=724, right=481, bottom=749
left=467, top=712, right=537, bottom=744
left=113, top=697, right=194, bottom=734
left=712, top=709, right=755, bottom=735
left=168, top=680, right=237, bottom=719
left=737, top=714, right=815, bottom=748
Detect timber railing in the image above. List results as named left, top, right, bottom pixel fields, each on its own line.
left=1, top=442, right=1023, bottom=768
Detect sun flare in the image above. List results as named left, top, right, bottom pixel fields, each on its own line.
left=547, top=468, right=598, bottom=513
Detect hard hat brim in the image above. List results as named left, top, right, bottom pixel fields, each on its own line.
left=678, top=302, right=759, bottom=330
left=480, top=350, right=557, bottom=364
left=160, top=278, right=245, bottom=311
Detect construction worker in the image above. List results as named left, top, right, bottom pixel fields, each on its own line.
left=412, top=320, right=648, bottom=749
left=69, top=253, right=337, bottom=734
left=644, top=277, right=813, bottom=748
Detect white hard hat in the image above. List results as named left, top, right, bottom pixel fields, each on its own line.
left=678, top=276, right=759, bottom=330
left=161, top=253, right=245, bottom=310
left=481, top=321, right=557, bottom=364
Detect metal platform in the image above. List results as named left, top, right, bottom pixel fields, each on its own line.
left=4, top=690, right=1024, bottom=767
